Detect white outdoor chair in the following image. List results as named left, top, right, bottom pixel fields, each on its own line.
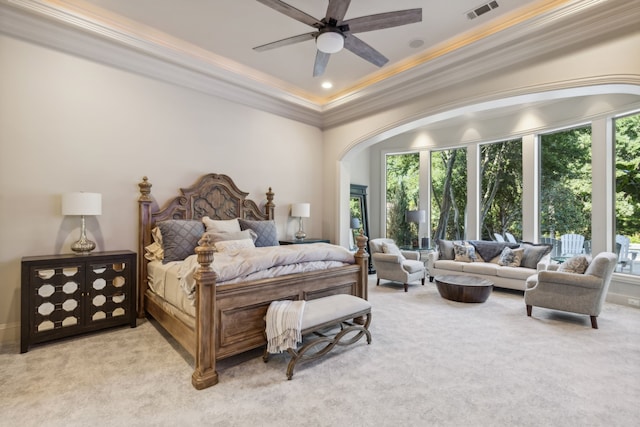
left=505, top=232, right=517, bottom=243
left=560, top=234, right=585, bottom=256
left=616, top=234, right=637, bottom=273
left=494, top=233, right=505, bottom=242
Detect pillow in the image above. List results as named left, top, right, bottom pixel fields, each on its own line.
left=215, top=238, right=255, bottom=253
left=202, top=216, right=241, bottom=233
left=558, top=255, right=590, bottom=274
left=156, top=220, right=205, bottom=263
left=238, top=219, right=279, bottom=247
left=498, top=247, right=524, bottom=267
left=382, top=242, right=406, bottom=260
left=520, top=242, right=553, bottom=269
left=198, top=229, right=257, bottom=246
left=144, top=242, right=164, bottom=262
left=144, top=226, right=165, bottom=261
left=453, top=242, right=476, bottom=263
left=437, top=239, right=456, bottom=260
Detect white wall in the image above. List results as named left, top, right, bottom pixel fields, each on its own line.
left=0, top=35, right=324, bottom=344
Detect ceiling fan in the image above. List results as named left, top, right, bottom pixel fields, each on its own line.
left=253, top=0, right=422, bottom=77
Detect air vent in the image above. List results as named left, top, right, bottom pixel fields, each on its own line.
left=466, top=1, right=499, bottom=20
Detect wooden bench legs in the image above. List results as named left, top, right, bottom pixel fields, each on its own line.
left=264, top=311, right=372, bottom=380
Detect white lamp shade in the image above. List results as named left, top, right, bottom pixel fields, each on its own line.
left=405, top=210, right=426, bottom=223
left=316, top=31, right=344, bottom=54
left=62, top=192, right=102, bottom=216
left=291, top=203, right=310, bottom=218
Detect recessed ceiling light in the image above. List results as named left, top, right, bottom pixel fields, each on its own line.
left=321, top=81, right=333, bottom=89
left=409, top=39, right=424, bottom=49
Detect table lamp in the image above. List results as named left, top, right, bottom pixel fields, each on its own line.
left=405, top=209, right=426, bottom=248
left=62, top=192, right=102, bottom=254
left=291, top=203, right=310, bottom=240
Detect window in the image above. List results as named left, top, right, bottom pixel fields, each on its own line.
left=614, top=112, right=640, bottom=275
left=431, top=148, right=467, bottom=241
left=539, top=125, right=592, bottom=254
left=385, top=153, right=419, bottom=246
left=480, top=139, right=522, bottom=241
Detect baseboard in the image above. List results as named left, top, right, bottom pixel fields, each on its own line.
left=606, top=292, right=640, bottom=309
left=0, top=322, right=19, bottom=347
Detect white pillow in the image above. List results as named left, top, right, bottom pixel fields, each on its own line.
left=202, top=216, right=240, bottom=233
left=215, top=238, right=255, bottom=253
left=382, top=242, right=406, bottom=260
left=198, top=229, right=257, bottom=246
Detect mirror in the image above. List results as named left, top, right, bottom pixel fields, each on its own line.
left=350, top=184, right=375, bottom=273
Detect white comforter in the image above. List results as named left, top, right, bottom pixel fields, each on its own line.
left=178, top=243, right=355, bottom=299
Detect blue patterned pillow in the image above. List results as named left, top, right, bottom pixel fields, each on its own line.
left=238, top=219, right=279, bottom=247
left=157, top=220, right=205, bottom=263
left=498, top=247, right=524, bottom=267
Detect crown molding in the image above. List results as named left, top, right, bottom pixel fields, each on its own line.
left=1, top=0, right=639, bottom=130
left=321, top=0, right=640, bottom=128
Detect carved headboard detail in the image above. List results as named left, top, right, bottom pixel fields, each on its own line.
left=137, top=173, right=275, bottom=314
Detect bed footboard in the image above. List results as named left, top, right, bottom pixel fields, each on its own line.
left=190, top=232, right=369, bottom=390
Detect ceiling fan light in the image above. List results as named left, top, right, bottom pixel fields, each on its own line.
left=316, top=31, right=344, bottom=54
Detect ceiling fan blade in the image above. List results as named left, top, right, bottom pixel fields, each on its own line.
left=256, top=0, right=323, bottom=28
left=326, top=0, right=351, bottom=23
left=253, top=32, right=317, bottom=52
left=343, top=34, right=388, bottom=67
left=313, top=51, right=331, bottom=77
left=344, top=9, right=422, bottom=33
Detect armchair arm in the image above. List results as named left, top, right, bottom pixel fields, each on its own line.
left=401, top=250, right=420, bottom=261
left=537, top=270, right=603, bottom=289
left=372, top=253, right=404, bottom=264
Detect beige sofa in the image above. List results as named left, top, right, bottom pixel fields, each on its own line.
left=427, top=240, right=551, bottom=291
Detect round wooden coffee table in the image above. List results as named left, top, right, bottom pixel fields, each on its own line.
left=434, top=275, right=494, bottom=303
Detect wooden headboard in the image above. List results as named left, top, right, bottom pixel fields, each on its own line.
left=137, top=173, right=275, bottom=315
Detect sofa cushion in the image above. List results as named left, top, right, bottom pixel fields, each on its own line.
left=402, top=259, right=424, bottom=274
left=434, top=260, right=465, bottom=272
left=453, top=242, right=476, bottom=262
left=558, top=255, right=590, bottom=274
left=520, top=242, right=553, bottom=269
left=497, top=266, right=537, bottom=280
left=462, top=262, right=498, bottom=276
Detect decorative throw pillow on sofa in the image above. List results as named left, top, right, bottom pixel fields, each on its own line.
left=520, top=242, right=553, bottom=269
left=498, top=247, right=524, bottom=267
left=453, top=242, right=476, bottom=262
left=437, top=239, right=456, bottom=260
left=558, top=255, right=590, bottom=274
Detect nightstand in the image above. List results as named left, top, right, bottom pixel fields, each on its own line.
left=21, top=250, right=137, bottom=353
left=279, top=238, right=330, bottom=245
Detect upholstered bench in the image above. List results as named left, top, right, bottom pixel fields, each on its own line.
left=263, top=294, right=372, bottom=380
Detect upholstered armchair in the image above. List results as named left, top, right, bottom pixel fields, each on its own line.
left=524, top=252, right=617, bottom=329
left=369, top=238, right=426, bottom=292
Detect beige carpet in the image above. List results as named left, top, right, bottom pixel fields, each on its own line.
left=2, top=277, right=640, bottom=427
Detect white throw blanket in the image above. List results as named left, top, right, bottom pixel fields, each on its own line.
left=265, top=300, right=306, bottom=354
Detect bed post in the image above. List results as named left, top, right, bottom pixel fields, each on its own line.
left=191, top=236, right=219, bottom=390
left=354, top=232, right=369, bottom=301
left=265, top=187, right=275, bottom=219
left=138, top=176, right=153, bottom=318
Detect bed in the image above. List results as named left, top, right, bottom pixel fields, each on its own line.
left=137, top=173, right=369, bottom=389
